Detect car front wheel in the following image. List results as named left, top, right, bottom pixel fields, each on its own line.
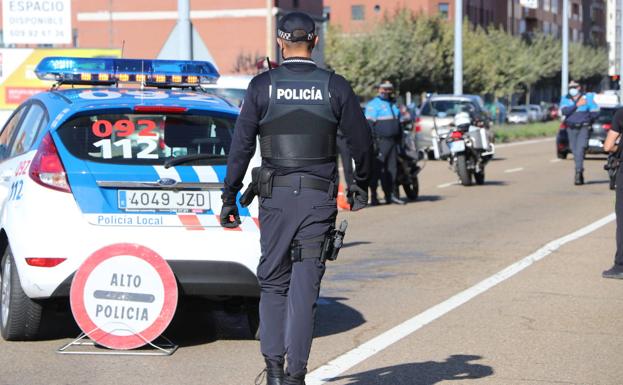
left=0, top=246, right=43, bottom=340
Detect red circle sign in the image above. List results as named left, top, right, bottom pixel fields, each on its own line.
left=70, top=243, right=178, bottom=350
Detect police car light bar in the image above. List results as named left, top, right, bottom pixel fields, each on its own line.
left=34, top=57, right=219, bottom=87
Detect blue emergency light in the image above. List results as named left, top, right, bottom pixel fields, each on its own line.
left=34, top=57, right=220, bottom=87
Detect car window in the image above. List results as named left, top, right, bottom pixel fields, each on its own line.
left=205, top=88, right=246, bottom=107
left=510, top=107, right=526, bottom=113
left=9, top=103, right=46, bottom=157
left=57, top=111, right=235, bottom=165
left=420, top=100, right=476, bottom=117
left=0, top=106, right=28, bottom=159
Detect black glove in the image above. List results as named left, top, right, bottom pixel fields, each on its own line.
left=347, top=184, right=368, bottom=211
left=220, top=194, right=241, bottom=228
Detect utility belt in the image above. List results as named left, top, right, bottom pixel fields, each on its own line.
left=567, top=122, right=591, bottom=129
left=291, top=220, right=348, bottom=264
left=239, top=167, right=338, bottom=207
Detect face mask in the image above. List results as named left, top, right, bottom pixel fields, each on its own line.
left=569, top=88, right=579, bottom=97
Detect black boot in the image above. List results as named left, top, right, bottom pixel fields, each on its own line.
left=602, top=264, right=623, bottom=279
left=255, top=360, right=284, bottom=385
left=370, top=191, right=380, bottom=206
left=574, top=171, right=584, bottom=185
left=282, top=374, right=305, bottom=385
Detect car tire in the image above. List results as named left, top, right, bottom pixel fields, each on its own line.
left=0, top=246, right=43, bottom=341
left=456, top=155, right=473, bottom=186
left=557, top=151, right=568, bottom=160
left=245, top=298, right=260, bottom=341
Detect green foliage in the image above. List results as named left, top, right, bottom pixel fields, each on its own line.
left=325, top=10, right=607, bottom=99
left=493, top=121, right=560, bottom=142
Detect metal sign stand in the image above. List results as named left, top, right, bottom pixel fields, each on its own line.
left=57, top=325, right=178, bottom=356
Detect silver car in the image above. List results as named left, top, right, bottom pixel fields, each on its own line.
left=507, top=106, right=530, bottom=124
left=416, top=95, right=488, bottom=151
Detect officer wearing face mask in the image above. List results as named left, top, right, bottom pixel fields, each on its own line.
left=365, top=81, right=406, bottom=205
left=560, top=80, right=599, bottom=185
left=219, top=12, right=372, bottom=385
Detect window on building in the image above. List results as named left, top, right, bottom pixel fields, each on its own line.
left=572, top=3, right=579, bottom=20
left=544, top=0, right=550, bottom=12
left=544, top=21, right=550, bottom=34
left=439, top=3, right=449, bottom=19
left=519, top=19, right=527, bottom=34
left=293, top=0, right=299, bottom=8
left=551, top=0, right=558, bottom=14
left=351, top=5, right=365, bottom=21
left=374, top=4, right=381, bottom=13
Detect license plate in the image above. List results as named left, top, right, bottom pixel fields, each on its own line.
left=449, top=140, right=465, bottom=153
left=118, top=190, right=211, bottom=211
left=589, top=138, right=603, bottom=148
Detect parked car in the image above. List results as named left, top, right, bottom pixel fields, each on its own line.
left=507, top=106, right=530, bottom=124
left=415, top=94, right=490, bottom=152
left=556, top=105, right=619, bottom=159
left=203, top=75, right=253, bottom=107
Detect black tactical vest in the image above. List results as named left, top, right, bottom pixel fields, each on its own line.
left=258, top=65, right=339, bottom=167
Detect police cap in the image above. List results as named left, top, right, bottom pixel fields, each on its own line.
left=277, top=12, right=316, bottom=42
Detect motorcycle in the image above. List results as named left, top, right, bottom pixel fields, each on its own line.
left=432, top=112, right=495, bottom=186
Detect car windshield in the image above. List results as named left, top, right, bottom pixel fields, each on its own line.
left=596, top=108, right=616, bottom=124
left=510, top=107, right=526, bottom=113
left=205, top=88, right=246, bottom=107
left=420, top=100, right=476, bottom=117
left=57, top=111, right=234, bottom=165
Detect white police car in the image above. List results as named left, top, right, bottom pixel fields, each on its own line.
left=0, top=57, right=261, bottom=340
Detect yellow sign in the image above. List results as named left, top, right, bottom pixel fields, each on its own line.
left=0, top=48, right=121, bottom=110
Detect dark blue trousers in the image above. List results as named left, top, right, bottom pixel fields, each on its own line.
left=257, top=179, right=337, bottom=378
left=567, top=126, right=589, bottom=172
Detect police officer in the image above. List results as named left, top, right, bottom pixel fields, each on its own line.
left=560, top=80, right=599, bottom=185
left=365, top=81, right=406, bottom=205
left=219, top=12, right=372, bottom=385
left=603, top=108, right=623, bottom=279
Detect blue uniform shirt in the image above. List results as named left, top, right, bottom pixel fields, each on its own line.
left=560, top=92, right=599, bottom=126
left=365, top=96, right=401, bottom=137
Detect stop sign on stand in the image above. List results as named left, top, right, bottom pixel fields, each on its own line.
left=69, top=243, right=178, bottom=351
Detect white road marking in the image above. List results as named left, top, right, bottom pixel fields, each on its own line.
left=307, top=213, right=616, bottom=385
left=550, top=158, right=562, bottom=163
left=504, top=167, right=524, bottom=173
left=437, top=181, right=459, bottom=188
left=495, top=137, right=555, bottom=148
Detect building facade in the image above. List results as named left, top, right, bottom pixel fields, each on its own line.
left=324, top=0, right=605, bottom=46
left=0, top=0, right=324, bottom=75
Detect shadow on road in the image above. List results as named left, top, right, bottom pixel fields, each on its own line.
left=584, top=179, right=609, bottom=185
left=415, top=195, right=443, bottom=202
left=315, top=297, right=366, bottom=338
left=328, top=354, right=493, bottom=385
left=482, top=180, right=508, bottom=186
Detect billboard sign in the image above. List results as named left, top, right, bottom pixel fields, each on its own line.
left=2, top=0, right=72, bottom=45
left=0, top=48, right=121, bottom=110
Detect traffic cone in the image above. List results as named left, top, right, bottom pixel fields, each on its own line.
left=337, top=183, right=351, bottom=210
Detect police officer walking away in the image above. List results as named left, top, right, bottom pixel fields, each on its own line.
left=365, top=81, right=406, bottom=205
left=219, top=12, right=372, bottom=385
left=602, top=107, right=623, bottom=279
left=560, top=80, right=599, bottom=185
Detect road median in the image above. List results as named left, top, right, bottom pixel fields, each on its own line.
left=493, top=121, right=560, bottom=143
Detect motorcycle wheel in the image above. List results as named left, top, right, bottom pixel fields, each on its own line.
left=474, top=170, right=485, bottom=185
left=456, top=154, right=473, bottom=186
left=403, top=176, right=419, bottom=201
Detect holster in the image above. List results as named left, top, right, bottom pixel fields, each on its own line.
left=239, top=167, right=276, bottom=207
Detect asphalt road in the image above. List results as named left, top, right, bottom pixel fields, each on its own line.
left=1, top=137, right=622, bottom=385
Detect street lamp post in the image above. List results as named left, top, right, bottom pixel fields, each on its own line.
left=454, top=0, right=463, bottom=95
left=561, top=0, right=569, bottom=97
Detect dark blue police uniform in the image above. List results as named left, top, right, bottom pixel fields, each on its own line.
left=220, top=15, right=372, bottom=383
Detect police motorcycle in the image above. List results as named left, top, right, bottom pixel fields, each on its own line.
left=432, top=112, right=495, bottom=186
left=396, top=115, right=423, bottom=201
